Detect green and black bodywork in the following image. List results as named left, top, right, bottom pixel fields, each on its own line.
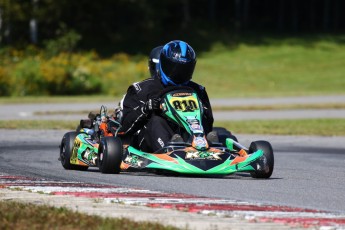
left=60, top=87, right=274, bottom=178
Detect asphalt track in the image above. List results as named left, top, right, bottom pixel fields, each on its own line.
left=0, top=129, right=344, bottom=214
left=1, top=96, right=345, bottom=228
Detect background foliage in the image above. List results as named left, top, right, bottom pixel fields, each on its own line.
left=0, top=0, right=344, bottom=96
left=1, top=0, right=344, bottom=53
left=0, top=46, right=147, bottom=96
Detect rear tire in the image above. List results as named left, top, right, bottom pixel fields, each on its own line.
left=99, top=137, right=123, bottom=174
left=60, top=132, right=89, bottom=171
left=249, top=141, right=274, bottom=178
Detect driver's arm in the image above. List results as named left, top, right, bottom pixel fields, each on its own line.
left=121, top=86, right=149, bottom=135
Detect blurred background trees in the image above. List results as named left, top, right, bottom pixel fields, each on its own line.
left=0, top=0, right=344, bottom=55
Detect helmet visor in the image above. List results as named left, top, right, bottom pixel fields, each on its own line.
left=160, top=54, right=196, bottom=84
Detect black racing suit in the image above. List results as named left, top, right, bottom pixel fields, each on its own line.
left=121, top=77, right=214, bottom=152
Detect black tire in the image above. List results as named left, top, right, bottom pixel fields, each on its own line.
left=60, top=131, right=89, bottom=171
left=213, top=127, right=238, bottom=144
left=99, top=137, right=123, bottom=174
left=249, top=141, right=274, bottom=179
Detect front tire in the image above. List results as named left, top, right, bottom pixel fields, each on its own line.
left=249, top=141, right=274, bottom=179
left=99, top=137, right=123, bottom=174
left=60, top=131, right=89, bottom=171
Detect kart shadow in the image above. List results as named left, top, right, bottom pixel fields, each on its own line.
left=85, top=168, right=282, bottom=180
left=231, top=173, right=282, bottom=180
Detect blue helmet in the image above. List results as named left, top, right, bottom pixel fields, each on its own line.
left=159, top=40, right=196, bottom=86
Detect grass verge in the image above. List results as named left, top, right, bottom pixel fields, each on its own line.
left=0, top=95, right=118, bottom=104
left=0, top=120, right=77, bottom=130
left=212, top=103, right=345, bottom=111
left=0, top=200, right=179, bottom=230
left=1, top=119, right=345, bottom=136
left=215, top=118, right=345, bottom=136
left=196, top=39, right=345, bottom=97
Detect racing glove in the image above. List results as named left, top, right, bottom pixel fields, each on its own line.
left=143, top=98, right=161, bottom=114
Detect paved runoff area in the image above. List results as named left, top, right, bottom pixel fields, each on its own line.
left=1, top=173, right=345, bottom=230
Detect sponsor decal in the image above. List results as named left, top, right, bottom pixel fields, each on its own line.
left=191, top=123, right=201, bottom=130
left=82, top=148, right=97, bottom=165
left=71, top=138, right=81, bottom=161
left=172, top=92, right=192, bottom=97
left=194, top=137, right=207, bottom=147
left=158, top=138, right=165, bottom=147
left=133, top=82, right=141, bottom=92
left=185, top=150, right=223, bottom=160
left=191, top=135, right=209, bottom=150
left=186, top=117, right=203, bottom=132
left=124, top=155, right=143, bottom=167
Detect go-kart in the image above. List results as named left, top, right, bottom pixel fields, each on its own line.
left=59, top=87, right=274, bottom=178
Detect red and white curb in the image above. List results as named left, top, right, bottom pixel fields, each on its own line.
left=1, top=174, right=345, bottom=229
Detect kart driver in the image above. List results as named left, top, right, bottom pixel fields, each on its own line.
left=120, top=40, right=214, bottom=152
left=148, top=45, right=163, bottom=78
